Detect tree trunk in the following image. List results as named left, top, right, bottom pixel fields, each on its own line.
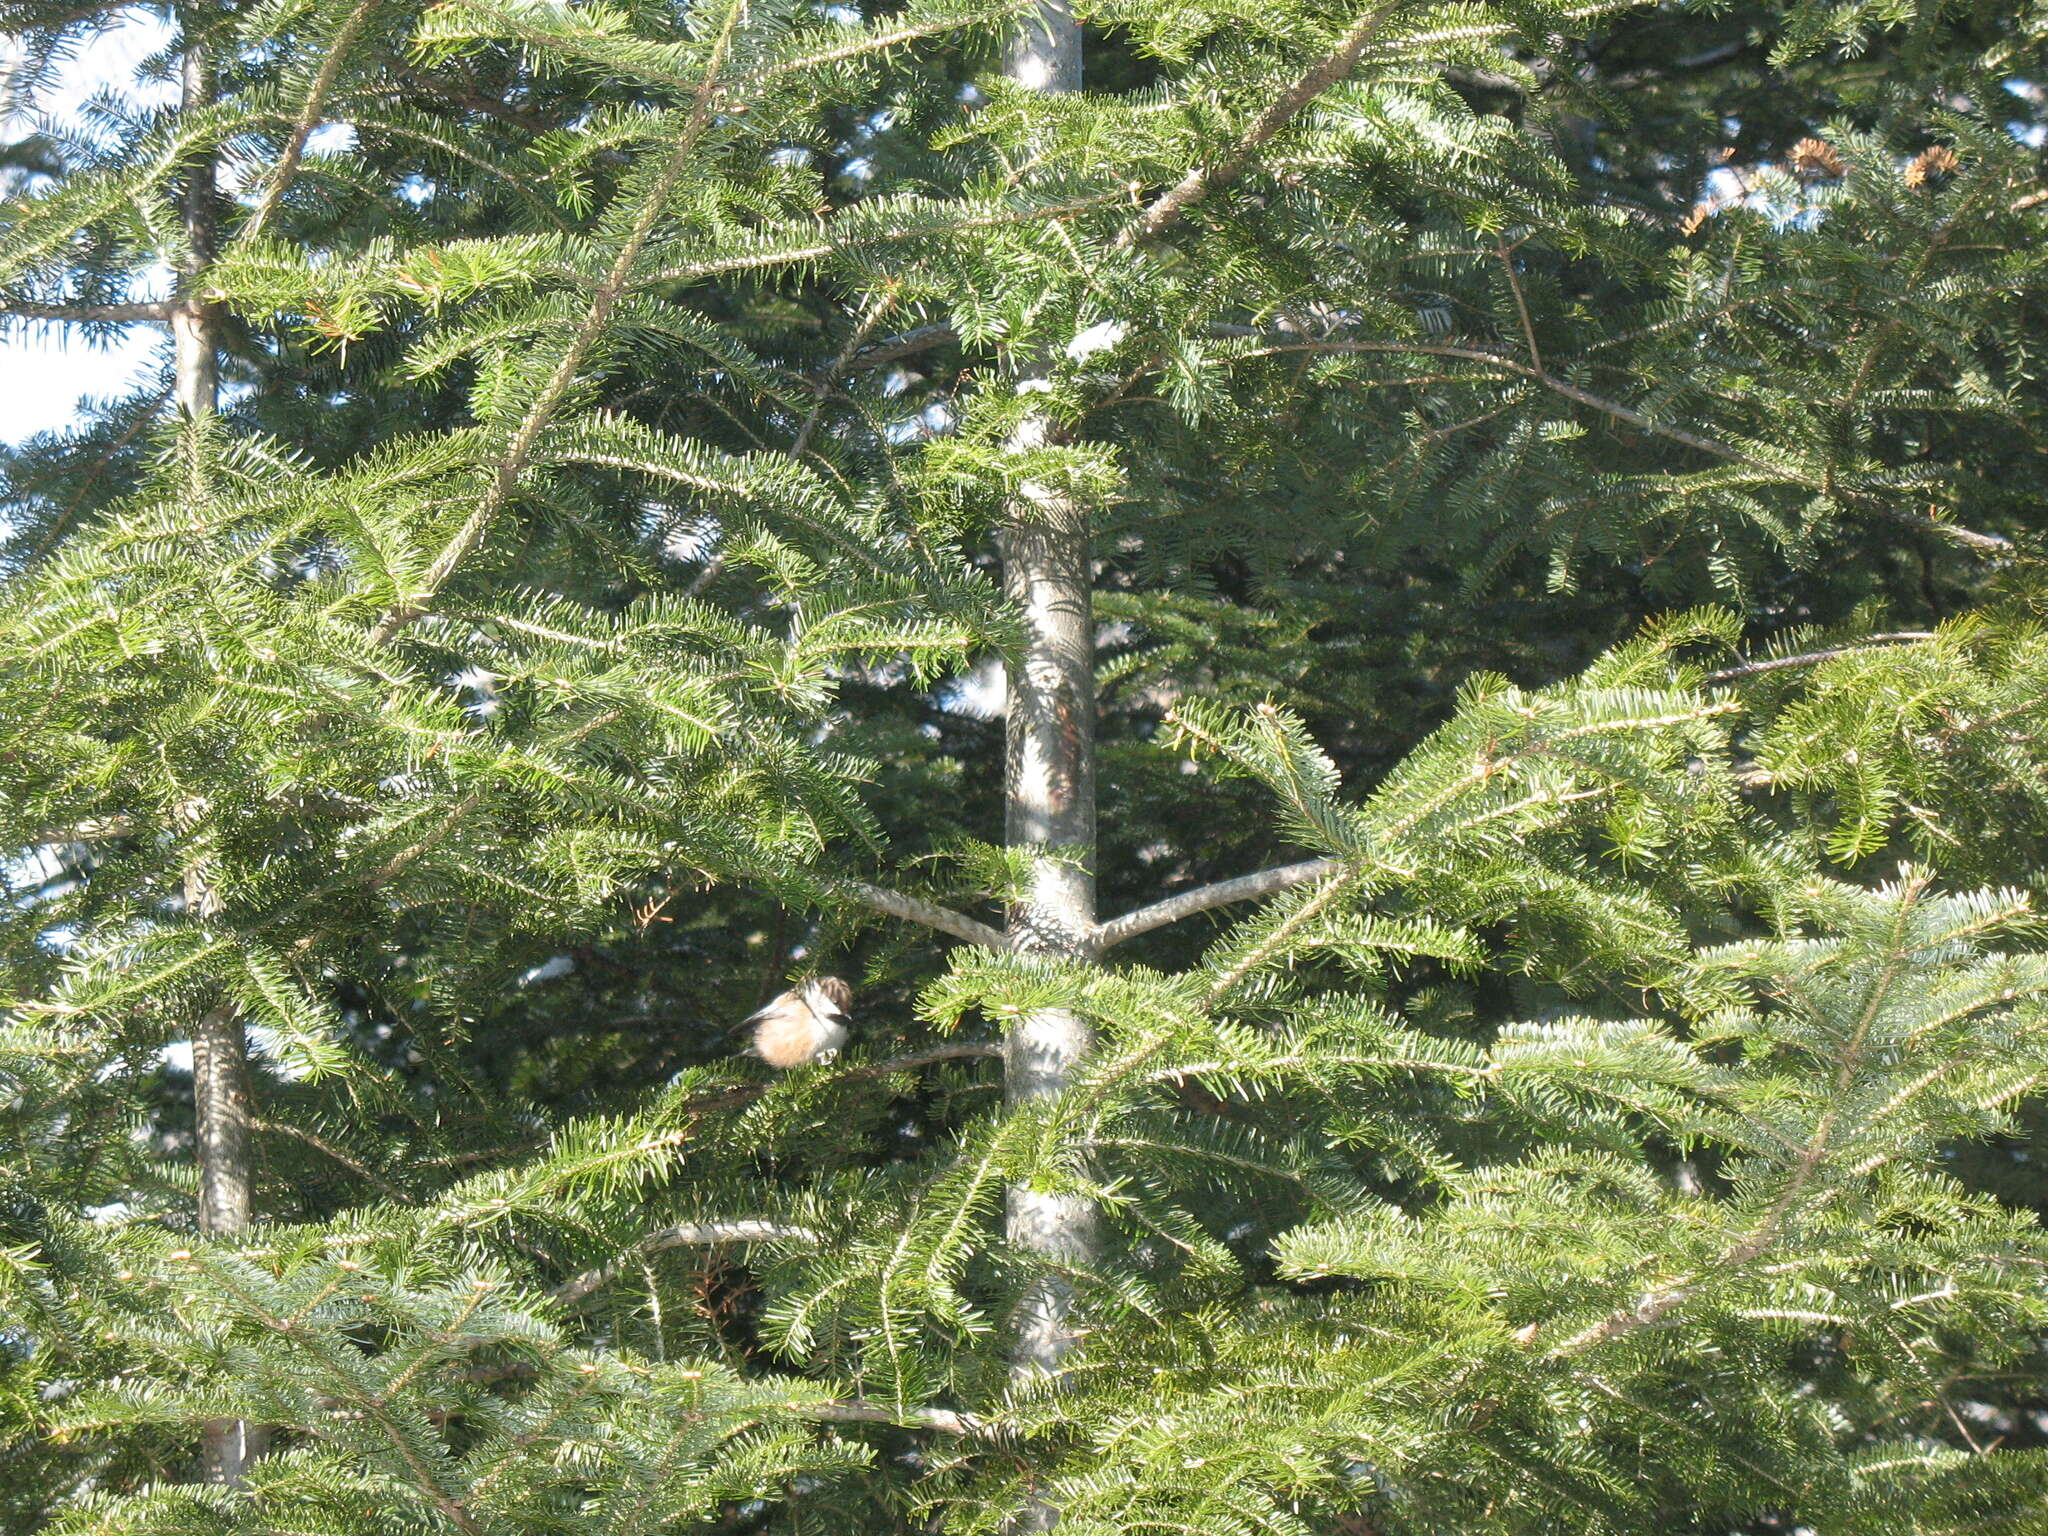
left=176, top=5, right=268, bottom=1485
left=1000, top=7, right=1093, bottom=1529
left=192, top=1002, right=267, bottom=1482
left=999, top=509, right=1100, bottom=1375
left=173, top=16, right=219, bottom=422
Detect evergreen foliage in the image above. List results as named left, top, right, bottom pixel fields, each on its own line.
left=4, top=0, right=2048, bottom=1529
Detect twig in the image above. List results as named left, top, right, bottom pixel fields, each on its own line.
left=253, top=1119, right=416, bottom=1204
left=841, top=322, right=959, bottom=374
left=1706, top=632, right=1936, bottom=683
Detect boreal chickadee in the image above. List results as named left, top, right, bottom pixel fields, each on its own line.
left=746, top=976, right=853, bottom=1068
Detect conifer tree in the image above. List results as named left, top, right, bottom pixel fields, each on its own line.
left=5, top=0, right=2048, bottom=1531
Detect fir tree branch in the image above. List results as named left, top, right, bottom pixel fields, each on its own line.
left=670, top=1044, right=1005, bottom=1118
left=688, top=287, right=899, bottom=594
left=842, top=880, right=1012, bottom=950
left=552, top=1220, right=822, bottom=1304
left=242, top=0, right=387, bottom=242
left=2, top=2, right=130, bottom=35
left=632, top=192, right=1125, bottom=288
left=1201, top=866, right=1364, bottom=1005
left=366, top=1, right=748, bottom=645
left=1392, top=0, right=1645, bottom=51
left=1118, top=0, right=1403, bottom=247
left=739, top=6, right=1018, bottom=86
left=843, top=322, right=958, bottom=373
left=1094, top=858, right=1344, bottom=949
left=253, top=1118, right=417, bottom=1204
left=374, top=59, right=557, bottom=134
left=1551, top=873, right=1937, bottom=1357
left=1232, top=335, right=2014, bottom=553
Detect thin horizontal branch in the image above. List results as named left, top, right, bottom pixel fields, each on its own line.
left=1707, top=632, right=1936, bottom=683
left=841, top=322, right=959, bottom=373
left=793, top=1398, right=991, bottom=1436
left=671, top=1041, right=1005, bottom=1117
left=1094, top=858, right=1345, bottom=949
left=843, top=880, right=1011, bottom=949
left=379, top=58, right=560, bottom=135
left=835, top=1040, right=1004, bottom=1076
left=1230, top=333, right=2012, bottom=554
left=634, top=192, right=1124, bottom=290
left=552, top=1219, right=820, bottom=1304
left=27, top=814, right=137, bottom=843
left=1, top=299, right=173, bottom=324
left=253, top=1119, right=416, bottom=1204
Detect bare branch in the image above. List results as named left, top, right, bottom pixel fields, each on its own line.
left=793, top=1398, right=991, bottom=1436
left=1094, top=858, right=1344, bottom=949
left=552, top=1219, right=820, bottom=1304
left=1118, top=1, right=1401, bottom=247
left=1, top=299, right=173, bottom=324
left=26, top=815, right=137, bottom=843
left=841, top=322, right=959, bottom=373
left=253, top=1119, right=416, bottom=1204
left=842, top=880, right=1012, bottom=950
left=1706, top=632, right=1936, bottom=684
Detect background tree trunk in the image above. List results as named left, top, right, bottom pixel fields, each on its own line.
left=177, top=5, right=267, bottom=1486
left=1000, top=8, right=1095, bottom=1529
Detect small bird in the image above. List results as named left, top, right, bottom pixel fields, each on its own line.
left=746, top=976, right=853, bottom=1068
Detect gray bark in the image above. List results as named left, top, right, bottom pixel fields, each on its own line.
left=191, top=1005, right=256, bottom=1237
left=192, top=1002, right=267, bottom=1481
left=1095, top=858, right=1346, bottom=949
left=176, top=8, right=268, bottom=1485
left=1000, top=8, right=1093, bottom=1530
left=173, top=21, right=218, bottom=423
